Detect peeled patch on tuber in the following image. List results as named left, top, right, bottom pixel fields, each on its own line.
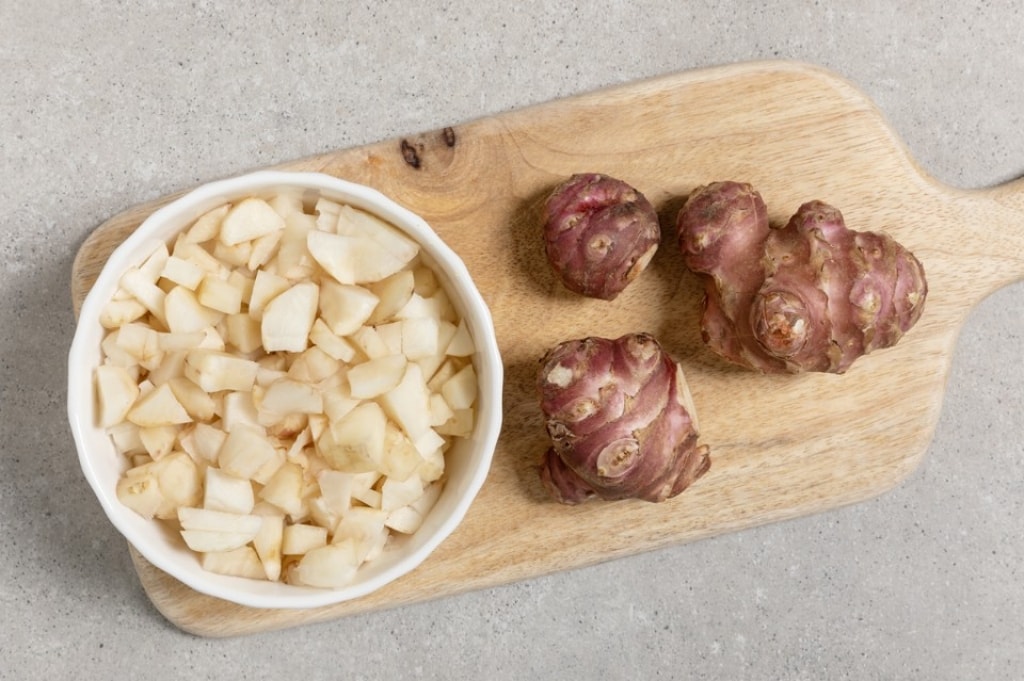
left=677, top=181, right=928, bottom=374
left=537, top=333, right=710, bottom=504
left=542, top=173, right=660, bottom=300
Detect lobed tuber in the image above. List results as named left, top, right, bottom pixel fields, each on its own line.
left=677, top=181, right=928, bottom=374
left=537, top=333, right=710, bottom=504
left=542, top=173, right=660, bottom=300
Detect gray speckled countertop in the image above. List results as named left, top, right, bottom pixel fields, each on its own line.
left=3, top=2, right=1023, bottom=679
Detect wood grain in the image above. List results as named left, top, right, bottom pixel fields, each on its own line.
left=71, top=61, right=1024, bottom=637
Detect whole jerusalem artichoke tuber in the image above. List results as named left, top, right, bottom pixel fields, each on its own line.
left=677, top=181, right=927, bottom=374
left=537, top=333, right=710, bottom=504
left=543, top=173, right=660, bottom=300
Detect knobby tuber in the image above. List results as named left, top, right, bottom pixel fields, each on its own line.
left=677, top=181, right=928, bottom=374
left=537, top=333, right=711, bottom=504
left=543, top=173, right=660, bottom=300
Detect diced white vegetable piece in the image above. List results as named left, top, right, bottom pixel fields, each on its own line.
left=441, top=364, right=477, bottom=410
left=318, top=280, right=378, bottom=336
left=252, top=512, right=284, bottom=581
left=180, top=529, right=257, bottom=553
left=375, top=321, right=404, bottom=356
left=318, top=402, right=386, bottom=473
left=160, top=255, right=205, bottom=290
left=382, top=423, right=425, bottom=482
left=418, top=446, right=445, bottom=484
left=107, top=420, right=145, bottom=456
left=334, top=507, right=388, bottom=561
left=116, top=463, right=163, bottom=519
left=157, top=331, right=206, bottom=352
left=446, top=318, right=475, bottom=357
left=119, top=267, right=167, bottom=325
left=293, top=541, right=359, bottom=588
left=416, top=321, right=458, bottom=381
left=165, top=286, right=225, bottom=334
left=178, top=507, right=264, bottom=535
left=412, top=264, right=440, bottom=297
left=220, top=390, right=259, bottom=432
left=284, top=425, right=313, bottom=462
left=275, top=211, right=318, bottom=279
left=351, top=486, right=382, bottom=510
left=435, top=408, right=475, bottom=438
left=204, top=467, right=255, bottom=514
left=250, top=448, right=286, bottom=487
left=314, top=197, right=342, bottom=232
left=348, top=326, right=390, bottom=360
left=321, top=385, right=360, bottom=424
left=426, top=358, right=460, bottom=393
left=188, top=422, right=226, bottom=462
left=335, top=205, right=420, bottom=266
left=281, top=523, right=328, bottom=555
left=247, top=229, right=283, bottom=270
left=347, top=354, right=406, bottom=399
left=410, top=480, right=444, bottom=517
left=167, top=376, right=216, bottom=421
left=412, top=428, right=446, bottom=459
left=228, top=270, right=254, bottom=304
left=184, top=204, right=229, bottom=243
left=95, top=364, right=140, bottom=428
left=401, top=316, right=439, bottom=360
left=384, top=505, right=423, bottom=534
left=366, top=269, right=415, bottom=324
left=219, top=197, right=286, bottom=246
left=101, top=331, right=138, bottom=369
left=307, top=229, right=414, bottom=285
left=185, top=350, right=258, bottom=393
left=143, top=350, right=184, bottom=387
left=200, top=546, right=265, bottom=580
left=126, top=382, right=192, bottom=427
left=223, top=313, right=262, bottom=353
left=428, top=392, right=454, bottom=427
left=381, top=474, right=425, bottom=512
left=308, top=319, right=357, bottom=362
left=268, top=192, right=304, bottom=219
left=138, top=424, right=177, bottom=460
left=286, top=347, right=339, bottom=384
left=115, top=322, right=161, bottom=362
left=138, top=242, right=170, bottom=282
left=261, top=280, right=319, bottom=353
left=218, top=424, right=278, bottom=479
left=248, top=269, right=291, bottom=320
left=99, top=298, right=147, bottom=329
left=173, top=238, right=228, bottom=275
left=259, top=461, right=305, bottom=518
left=378, top=363, right=431, bottom=441
left=317, top=470, right=355, bottom=517
left=212, top=236, right=253, bottom=268
left=197, top=275, right=242, bottom=314
left=261, top=378, right=324, bottom=415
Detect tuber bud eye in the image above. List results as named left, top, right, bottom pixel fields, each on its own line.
left=751, top=290, right=810, bottom=358
left=595, top=437, right=640, bottom=479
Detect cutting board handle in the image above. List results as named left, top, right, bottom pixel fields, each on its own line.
left=930, top=173, right=1024, bottom=311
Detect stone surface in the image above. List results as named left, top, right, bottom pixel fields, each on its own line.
left=1, top=1, right=1022, bottom=679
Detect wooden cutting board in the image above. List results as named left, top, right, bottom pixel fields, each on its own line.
left=71, top=60, right=1024, bottom=637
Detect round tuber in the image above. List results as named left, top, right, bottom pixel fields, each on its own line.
left=537, top=333, right=711, bottom=504
left=677, top=181, right=928, bottom=374
left=542, top=173, right=660, bottom=300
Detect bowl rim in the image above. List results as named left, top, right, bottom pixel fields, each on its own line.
left=67, top=170, right=503, bottom=609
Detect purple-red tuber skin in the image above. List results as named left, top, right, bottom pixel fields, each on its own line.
left=543, top=173, right=660, bottom=300
left=537, top=333, right=711, bottom=504
left=677, top=181, right=928, bottom=374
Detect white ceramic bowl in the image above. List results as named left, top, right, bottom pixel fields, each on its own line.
left=68, top=170, right=503, bottom=609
